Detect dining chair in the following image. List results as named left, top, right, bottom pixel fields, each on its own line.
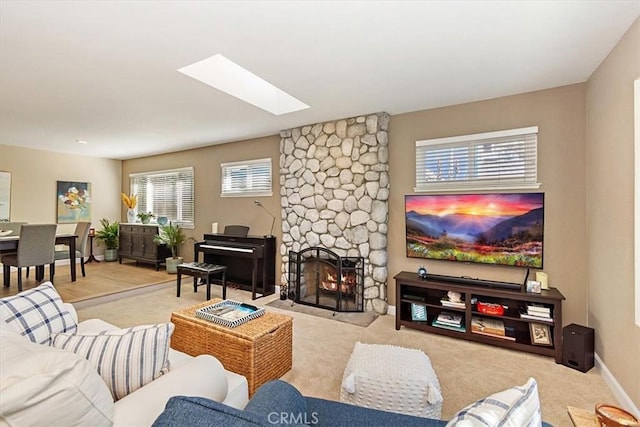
left=223, top=225, right=249, bottom=237
left=1, top=224, right=57, bottom=291
left=53, top=221, right=91, bottom=277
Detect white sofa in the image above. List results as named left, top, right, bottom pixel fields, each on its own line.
left=0, top=283, right=249, bottom=427
left=67, top=303, right=250, bottom=426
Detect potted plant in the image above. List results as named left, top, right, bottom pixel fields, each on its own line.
left=153, top=222, right=192, bottom=273
left=95, top=218, right=119, bottom=261
left=137, top=211, right=154, bottom=224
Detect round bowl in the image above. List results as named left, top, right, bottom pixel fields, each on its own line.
left=0, top=230, right=13, bottom=237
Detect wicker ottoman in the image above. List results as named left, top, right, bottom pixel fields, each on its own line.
left=340, top=342, right=443, bottom=418
left=170, top=300, right=293, bottom=397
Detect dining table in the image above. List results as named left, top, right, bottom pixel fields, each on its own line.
left=0, top=233, right=78, bottom=284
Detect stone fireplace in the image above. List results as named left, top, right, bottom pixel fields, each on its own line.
left=289, top=247, right=364, bottom=312
left=279, top=112, right=389, bottom=314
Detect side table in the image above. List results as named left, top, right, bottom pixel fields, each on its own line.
left=85, top=234, right=99, bottom=263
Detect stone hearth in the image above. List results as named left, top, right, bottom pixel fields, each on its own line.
left=279, top=112, right=389, bottom=314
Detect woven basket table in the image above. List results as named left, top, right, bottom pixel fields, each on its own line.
left=170, top=299, right=293, bottom=396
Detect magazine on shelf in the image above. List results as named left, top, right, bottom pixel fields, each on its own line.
left=436, top=311, right=463, bottom=326
left=471, top=316, right=505, bottom=336
left=196, top=300, right=265, bottom=328
left=431, top=319, right=466, bottom=332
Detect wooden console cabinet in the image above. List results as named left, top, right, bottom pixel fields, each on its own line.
left=394, top=271, right=565, bottom=363
left=118, top=224, right=171, bottom=270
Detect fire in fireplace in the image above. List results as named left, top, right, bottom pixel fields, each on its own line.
left=288, top=247, right=364, bottom=312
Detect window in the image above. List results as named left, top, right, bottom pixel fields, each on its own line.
left=221, top=158, right=272, bottom=197
left=415, top=126, right=539, bottom=192
left=129, top=167, right=194, bottom=228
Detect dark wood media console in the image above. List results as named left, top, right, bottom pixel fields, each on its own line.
left=394, top=271, right=565, bottom=363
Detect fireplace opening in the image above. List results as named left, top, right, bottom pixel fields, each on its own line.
left=288, top=247, right=364, bottom=312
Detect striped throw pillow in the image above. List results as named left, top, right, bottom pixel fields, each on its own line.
left=50, top=323, right=174, bottom=400
left=446, top=377, right=541, bottom=427
left=0, top=281, right=77, bottom=344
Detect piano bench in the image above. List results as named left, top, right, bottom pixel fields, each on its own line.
left=176, top=263, right=227, bottom=301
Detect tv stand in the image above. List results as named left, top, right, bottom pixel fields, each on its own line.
left=421, top=273, right=522, bottom=290
left=395, top=271, right=565, bottom=363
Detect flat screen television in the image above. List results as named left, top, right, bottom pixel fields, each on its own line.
left=405, top=192, right=544, bottom=268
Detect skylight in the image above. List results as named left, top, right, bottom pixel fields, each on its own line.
left=177, top=54, right=309, bottom=116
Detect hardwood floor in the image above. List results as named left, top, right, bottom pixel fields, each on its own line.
left=0, top=259, right=174, bottom=303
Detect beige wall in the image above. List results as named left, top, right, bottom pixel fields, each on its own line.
left=0, top=145, right=121, bottom=254
left=388, top=85, right=588, bottom=327
left=586, top=17, right=640, bottom=408
left=121, top=135, right=281, bottom=264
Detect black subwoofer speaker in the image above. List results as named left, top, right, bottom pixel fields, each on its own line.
left=562, top=323, right=594, bottom=373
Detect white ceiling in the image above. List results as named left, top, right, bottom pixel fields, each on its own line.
left=1, top=1, right=639, bottom=160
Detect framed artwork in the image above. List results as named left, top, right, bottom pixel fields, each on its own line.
left=411, top=303, right=427, bottom=321
left=526, top=280, right=542, bottom=294
left=529, top=322, right=552, bottom=346
left=57, top=181, right=92, bottom=223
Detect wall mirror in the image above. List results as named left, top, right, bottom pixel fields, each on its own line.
left=0, top=171, right=11, bottom=221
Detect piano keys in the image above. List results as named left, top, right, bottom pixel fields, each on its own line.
left=194, top=233, right=275, bottom=300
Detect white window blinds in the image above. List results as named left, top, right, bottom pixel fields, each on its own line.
left=221, top=158, right=272, bottom=197
left=415, top=126, right=539, bottom=192
left=130, top=167, right=194, bottom=228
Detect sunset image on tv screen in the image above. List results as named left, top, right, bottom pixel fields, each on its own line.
left=405, top=193, right=544, bottom=268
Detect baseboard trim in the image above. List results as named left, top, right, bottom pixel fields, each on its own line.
left=595, top=352, right=640, bottom=418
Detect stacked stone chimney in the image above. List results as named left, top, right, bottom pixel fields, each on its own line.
left=279, top=112, right=389, bottom=313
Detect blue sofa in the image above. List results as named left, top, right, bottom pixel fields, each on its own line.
left=153, top=380, right=554, bottom=426
left=153, top=380, right=448, bottom=426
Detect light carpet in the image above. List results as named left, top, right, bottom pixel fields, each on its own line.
left=75, top=282, right=618, bottom=427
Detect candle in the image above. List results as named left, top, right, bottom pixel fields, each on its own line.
left=536, top=272, right=549, bottom=290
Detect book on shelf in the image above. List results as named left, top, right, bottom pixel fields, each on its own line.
left=526, top=303, right=551, bottom=315
left=436, top=311, right=463, bottom=326
left=431, top=319, right=466, bottom=332
left=440, top=299, right=465, bottom=309
left=471, top=329, right=516, bottom=341
left=519, top=312, right=554, bottom=323
left=471, top=316, right=505, bottom=336
left=526, top=310, right=551, bottom=319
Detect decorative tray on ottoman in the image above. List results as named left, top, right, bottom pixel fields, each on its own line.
left=195, top=300, right=265, bottom=328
